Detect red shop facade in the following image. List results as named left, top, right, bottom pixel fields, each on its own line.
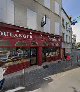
left=0, top=22, right=62, bottom=75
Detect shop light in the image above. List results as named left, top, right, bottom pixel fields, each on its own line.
left=16, top=30, right=19, bottom=32
left=41, top=34, right=42, bottom=37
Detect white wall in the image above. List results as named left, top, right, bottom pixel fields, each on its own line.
left=44, top=18, right=50, bottom=33
left=55, top=22, right=60, bottom=35
left=6, top=0, right=14, bottom=24
left=27, top=9, right=37, bottom=30
left=0, top=0, right=14, bottom=24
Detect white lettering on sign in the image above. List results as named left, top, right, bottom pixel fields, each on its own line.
left=50, top=38, right=57, bottom=41
left=0, top=30, right=31, bottom=39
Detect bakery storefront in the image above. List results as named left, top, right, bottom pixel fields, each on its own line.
left=0, top=22, right=62, bottom=74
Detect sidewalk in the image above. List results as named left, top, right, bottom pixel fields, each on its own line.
left=25, top=66, right=80, bottom=92
left=2, top=59, right=80, bottom=92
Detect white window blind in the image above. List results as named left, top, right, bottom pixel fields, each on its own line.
left=27, top=9, right=37, bottom=30
left=0, top=0, right=7, bottom=22
left=0, top=0, right=14, bottom=24
left=7, top=0, right=14, bottom=24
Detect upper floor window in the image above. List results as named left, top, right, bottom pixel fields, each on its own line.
left=44, top=0, right=50, bottom=9
left=66, top=22, right=68, bottom=29
left=27, top=9, right=37, bottom=30
left=66, top=35, right=68, bottom=43
left=69, top=36, right=71, bottom=43
left=55, top=1, right=60, bottom=15
left=62, top=18, right=65, bottom=28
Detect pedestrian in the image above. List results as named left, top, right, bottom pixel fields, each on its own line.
left=66, top=55, right=71, bottom=61
left=66, top=54, right=71, bottom=67
left=0, top=62, right=8, bottom=90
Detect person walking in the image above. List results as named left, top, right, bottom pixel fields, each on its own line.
left=66, top=54, right=71, bottom=68
left=0, top=62, right=8, bottom=90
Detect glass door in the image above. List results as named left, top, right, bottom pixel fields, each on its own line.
left=42, top=48, right=46, bottom=63
left=30, top=48, right=37, bottom=65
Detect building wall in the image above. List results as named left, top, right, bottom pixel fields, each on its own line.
left=61, top=9, right=72, bottom=53
left=72, top=34, right=76, bottom=49
left=0, top=0, right=62, bottom=35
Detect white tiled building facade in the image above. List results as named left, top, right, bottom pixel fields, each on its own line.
left=0, top=0, right=62, bottom=35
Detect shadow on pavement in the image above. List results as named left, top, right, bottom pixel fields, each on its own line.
left=15, top=77, right=53, bottom=92
left=71, top=86, right=80, bottom=92
left=25, top=77, right=53, bottom=91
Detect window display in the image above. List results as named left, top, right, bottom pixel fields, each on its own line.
left=42, top=48, right=60, bottom=62
left=0, top=48, right=30, bottom=66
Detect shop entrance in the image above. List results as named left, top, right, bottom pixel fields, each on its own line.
left=30, top=48, right=37, bottom=65
left=42, top=48, right=46, bottom=62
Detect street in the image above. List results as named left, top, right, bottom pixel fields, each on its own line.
left=26, top=67, right=80, bottom=92
left=5, top=67, right=80, bottom=92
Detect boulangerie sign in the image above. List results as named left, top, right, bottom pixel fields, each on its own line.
left=0, top=30, right=31, bottom=39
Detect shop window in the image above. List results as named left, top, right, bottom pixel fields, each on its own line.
left=0, top=47, right=30, bottom=65
left=43, top=42, right=49, bottom=46
left=15, top=42, right=27, bottom=46
left=55, top=49, right=60, bottom=56
left=0, top=40, right=11, bottom=46
left=45, top=48, right=60, bottom=57
left=42, top=48, right=60, bottom=62
left=45, top=48, right=56, bottom=57
left=0, top=48, right=12, bottom=62
left=31, top=42, right=38, bottom=46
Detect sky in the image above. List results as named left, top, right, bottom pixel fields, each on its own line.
left=62, top=0, right=80, bottom=42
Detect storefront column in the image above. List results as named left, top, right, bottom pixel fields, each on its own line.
left=38, top=47, right=42, bottom=66
left=61, top=48, right=64, bottom=60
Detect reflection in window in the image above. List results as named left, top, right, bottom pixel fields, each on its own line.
left=43, top=42, right=49, bottom=46
left=0, top=48, right=30, bottom=63
left=42, top=48, right=60, bottom=57
left=15, top=42, right=27, bottom=46
left=30, top=48, right=37, bottom=65
left=0, top=40, right=11, bottom=46
left=31, top=42, right=38, bottom=46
